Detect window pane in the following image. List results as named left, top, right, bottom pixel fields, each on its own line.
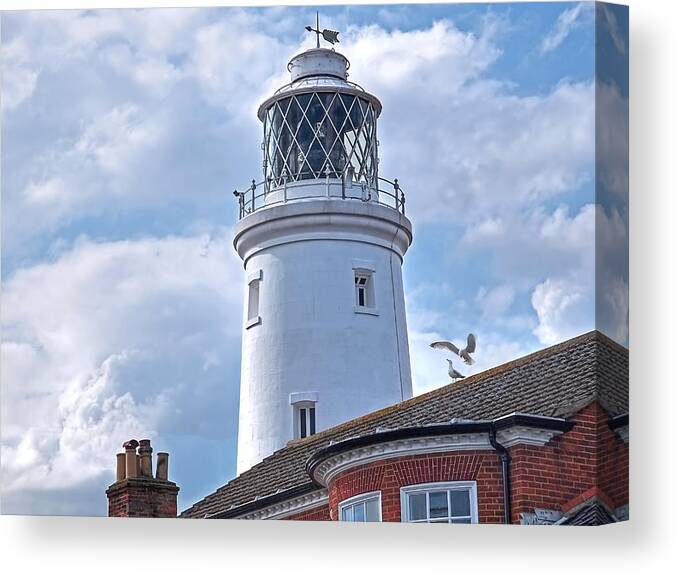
left=365, top=498, right=380, bottom=522
left=341, top=506, right=353, bottom=522
left=429, top=491, right=448, bottom=519
left=408, top=493, right=427, bottom=521
left=299, top=408, right=307, bottom=438
left=354, top=502, right=366, bottom=522
left=247, top=281, right=259, bottom=321
left=449, top=490, right=471, bottom=517
left=450, top=518, right=472, bottom=524
left=358, top=288, right=365, bottom=307
left=309, top=407, right=316, bottom=435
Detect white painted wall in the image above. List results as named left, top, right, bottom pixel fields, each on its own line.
left=235, top=199, right=413, bottom=474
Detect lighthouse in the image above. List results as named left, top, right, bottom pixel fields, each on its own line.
left=233, top=30, right=414, bottom=474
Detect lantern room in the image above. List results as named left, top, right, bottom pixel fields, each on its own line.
left=258, top=48, right=380, bottom=189
left=234, top=47, right=404, bottom=218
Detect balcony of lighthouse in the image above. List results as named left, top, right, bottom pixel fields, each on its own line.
left=233, top=171, right=406, bottom=220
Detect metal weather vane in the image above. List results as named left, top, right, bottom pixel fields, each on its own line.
left=305, top=11, right=340, bottom=48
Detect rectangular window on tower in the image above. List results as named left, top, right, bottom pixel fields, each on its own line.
left=290, top=393, right=319, bottom=440
left=246, top=270, right=262, bottom=328
left=353, top=266, right=377, bottom=315
left=293, top=402, right=317, bottom=439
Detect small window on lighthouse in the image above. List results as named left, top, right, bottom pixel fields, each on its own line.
left=246, top=270, right=262, bottom=329
left=354, top=269, right=376, bottom=314
left=355, top=273, right=369, bottom=307
left=295, top=403, right=316, bottom=439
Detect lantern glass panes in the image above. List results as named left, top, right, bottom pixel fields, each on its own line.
left=263, top=91, right=377, bottom=188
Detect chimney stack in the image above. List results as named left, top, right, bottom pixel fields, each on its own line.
left=106, top=439, right=179, bottom=518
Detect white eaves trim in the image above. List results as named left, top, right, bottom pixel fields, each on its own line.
left=235, top=489, right=328, bottom=520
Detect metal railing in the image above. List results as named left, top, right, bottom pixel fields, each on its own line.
left=233, top=171, right=406, bottom=220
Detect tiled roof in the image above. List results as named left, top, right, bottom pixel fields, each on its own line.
left=181, top=330, right=628, bottom=518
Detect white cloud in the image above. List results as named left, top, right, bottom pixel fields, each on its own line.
left=341, top=24, right=594, bottom=223
left=531, top=274, right=593, bottom=345
left=476, top=285, right=516, bottom=320
left=595, top=81, right=628, bottom=344
left=600, top=4, right=626, bottom=56
left=1, top=9, right=290, bottom=259
left=0, top=39, right=39, bottom=110
left=597, top=81, right=629, bottom=202
left=1, top=232, right=244, bottom=513
left=540, top=3, right=591, bottom=54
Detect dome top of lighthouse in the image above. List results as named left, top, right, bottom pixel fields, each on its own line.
left=287, top=48, right=349, bottom=82
left=257, top=47, right=381, bottom=121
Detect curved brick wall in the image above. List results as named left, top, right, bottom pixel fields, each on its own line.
left=321, top=402, right=628, bottom=524
left=327, top=451, right=505, bottom=523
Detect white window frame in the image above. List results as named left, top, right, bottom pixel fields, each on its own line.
left=400, top=481, right=478, bottom=524
left=291, top=401, right=317, bottom=439
left=246, top=269, right=262, bottom=329
left=338, top=491, right=382, bottom=523
left=352, top=261, right=378, bottom=316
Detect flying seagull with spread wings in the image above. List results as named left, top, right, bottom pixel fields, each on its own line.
left=430, top=333, right=477, bottom=365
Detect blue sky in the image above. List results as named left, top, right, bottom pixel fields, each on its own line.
left=1, top=2, right=628, bottom=516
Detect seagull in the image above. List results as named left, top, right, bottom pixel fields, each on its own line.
left=430, top=333, right=477, bottom=365
left=446, top=359, right=464, bottom=381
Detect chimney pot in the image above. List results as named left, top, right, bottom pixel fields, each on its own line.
left=125, top=441, right=139, bottom=478
left=123, top=439, right=139, bottom=450
left=138, top=439, right=153, bottom=478
left=156, top=452, right=169, bottom=481
left=116, top=453, right=126, bottom=481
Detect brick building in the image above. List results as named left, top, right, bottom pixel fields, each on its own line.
left=147, top=330, right=626, bottom=525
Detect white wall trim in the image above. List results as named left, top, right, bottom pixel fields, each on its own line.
left=351, top=259, right=377, bottom=272
left=354, top=306, right=379, bottom=316
left=313, top=434, right=492, bottom=486
left=496, top=425, right=564, bottom=447
left=289, top=391, right=319, bottom=405
left=235, top=489, right=328, bottom=520
left=312, top=427, right=566, bottom=486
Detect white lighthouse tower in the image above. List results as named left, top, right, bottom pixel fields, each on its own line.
left=234, top=31, right=413, bottom=474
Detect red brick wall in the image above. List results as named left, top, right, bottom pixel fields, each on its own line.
left=508, top=402, right=628, bottom=522
left=318, top=401, right=627, bottom=524
left=328, top=451, right=505, bottom=523
left=284, top=505, right=332, bottom=521
left=107, top=479, right=179, bottom=518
